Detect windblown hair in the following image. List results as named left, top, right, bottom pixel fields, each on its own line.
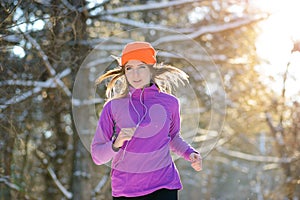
left=95, top=63, right=189, bottom=100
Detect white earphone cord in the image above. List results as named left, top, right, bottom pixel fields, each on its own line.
left=116, top=89, right=148, bottom=166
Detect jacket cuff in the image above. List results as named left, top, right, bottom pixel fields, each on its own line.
left=183, top=148, right=198, bottom=161
left=112, top=141, right=120, bottom=152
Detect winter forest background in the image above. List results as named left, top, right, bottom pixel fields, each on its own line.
left=1, top=0, right=300, bottom=199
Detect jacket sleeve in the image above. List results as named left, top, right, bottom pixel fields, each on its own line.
left=169, top=98, right=198, bottom=161
left=91, top=101, right=118, bottom=165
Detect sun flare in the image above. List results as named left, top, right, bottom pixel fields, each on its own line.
left=254, top=0, right=300, bottom=101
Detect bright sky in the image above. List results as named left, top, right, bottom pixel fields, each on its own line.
left=254, top=0, right=300, bottom=101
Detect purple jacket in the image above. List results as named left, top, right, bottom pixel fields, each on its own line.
left=91, top=84, right=197, bottom=197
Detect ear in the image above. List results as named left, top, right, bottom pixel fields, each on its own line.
left=111, top=55, right=121, bottom=66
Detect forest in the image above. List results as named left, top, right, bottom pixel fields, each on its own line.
left=0, top=0, right=299, bottom=199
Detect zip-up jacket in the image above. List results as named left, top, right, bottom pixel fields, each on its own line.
left=91, top=84, right=197, bottom=197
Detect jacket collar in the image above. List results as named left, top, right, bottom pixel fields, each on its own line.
left=128, top=83, right=159, bottom=99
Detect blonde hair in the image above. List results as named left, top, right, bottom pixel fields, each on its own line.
left=95, top=62, right=189, bottom=100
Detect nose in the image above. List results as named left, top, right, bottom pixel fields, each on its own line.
left=132, top=69, right=140, bottom=77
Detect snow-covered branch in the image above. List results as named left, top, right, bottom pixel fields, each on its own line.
left=2, top=34, right=23, bottom=43
left=98, top=0, right=200, bottom=16
left=83, top=48, right=225, bottom=70
left=85, top=57, right=114, bottom=68
left=209, top=156, right=249, bottom=173
left=0, top=87, right=42, bottom=110
left=72, top=98, right=104, bottom=107
left=33, top=149, right=72, bottom=199
left=24, top=33, right=72, bottom=97
left=61, top=0, right=77, bottom=11
left=153, top=14, right=268, bottom=46
left=0, top=68, right=71, bottom=110
left=216, top=146, right=300, bottom=164
left=158, top=50, right=227, bottom=62
left=47, top=166, right=73, bottom=199
left=98, top=15, right=194, bottom=34
left=0, top=80, right=56, bottom=88
left=99, top=15, right=168, bottom=29
left=24, top=33, right=56, bottom=76
left=92, top=175, right=108, bottom=195
left=0, top=177, right=21, bottom=191
left=0, top=68, right=70, bottom=88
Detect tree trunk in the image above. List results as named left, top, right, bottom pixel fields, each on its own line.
left=66, top=1, right=91, bottom=199
left=0, top=125, right=15, bottom=199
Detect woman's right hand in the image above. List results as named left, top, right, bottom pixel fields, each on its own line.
left=113, top=127, right=136, bottom=148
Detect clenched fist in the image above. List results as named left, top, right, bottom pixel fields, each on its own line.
left=113, top=127, right=136, bottom=149
left=189, top=152, right=202, bottom=171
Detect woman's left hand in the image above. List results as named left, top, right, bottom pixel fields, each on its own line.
left=189, top=152, right=202, bottom=171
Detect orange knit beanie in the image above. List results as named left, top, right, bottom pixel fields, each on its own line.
left=121, top=41, right=156, bottom=66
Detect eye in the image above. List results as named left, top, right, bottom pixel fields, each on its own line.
left=138, top=65, right=146, bottom=69
left=125, top=66, right=132, bottom=71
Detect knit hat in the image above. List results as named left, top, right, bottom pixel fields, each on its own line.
left=121, top=41, right=156, bottom=66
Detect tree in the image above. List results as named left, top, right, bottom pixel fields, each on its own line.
left=3, top=0, right=294, bottom=199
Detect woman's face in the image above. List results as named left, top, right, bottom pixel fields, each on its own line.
left=125, top=60, right=152, bottom=89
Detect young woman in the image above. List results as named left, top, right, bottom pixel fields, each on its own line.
left=91, top=41, right=202, bottom=200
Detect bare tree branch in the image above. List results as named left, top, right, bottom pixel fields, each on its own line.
left=208, top=156, right=249, bottom=173
left=0, top=0, right=23, bottom=25
left=265, top=112, right=284, bottom=145
left=47, top=166, right=73, bottom=199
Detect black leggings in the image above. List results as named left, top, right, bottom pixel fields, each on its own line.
left=112, top=188, right=178, bottom=200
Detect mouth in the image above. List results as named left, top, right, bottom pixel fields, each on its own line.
left=133, top=80, right=142, bottom=83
